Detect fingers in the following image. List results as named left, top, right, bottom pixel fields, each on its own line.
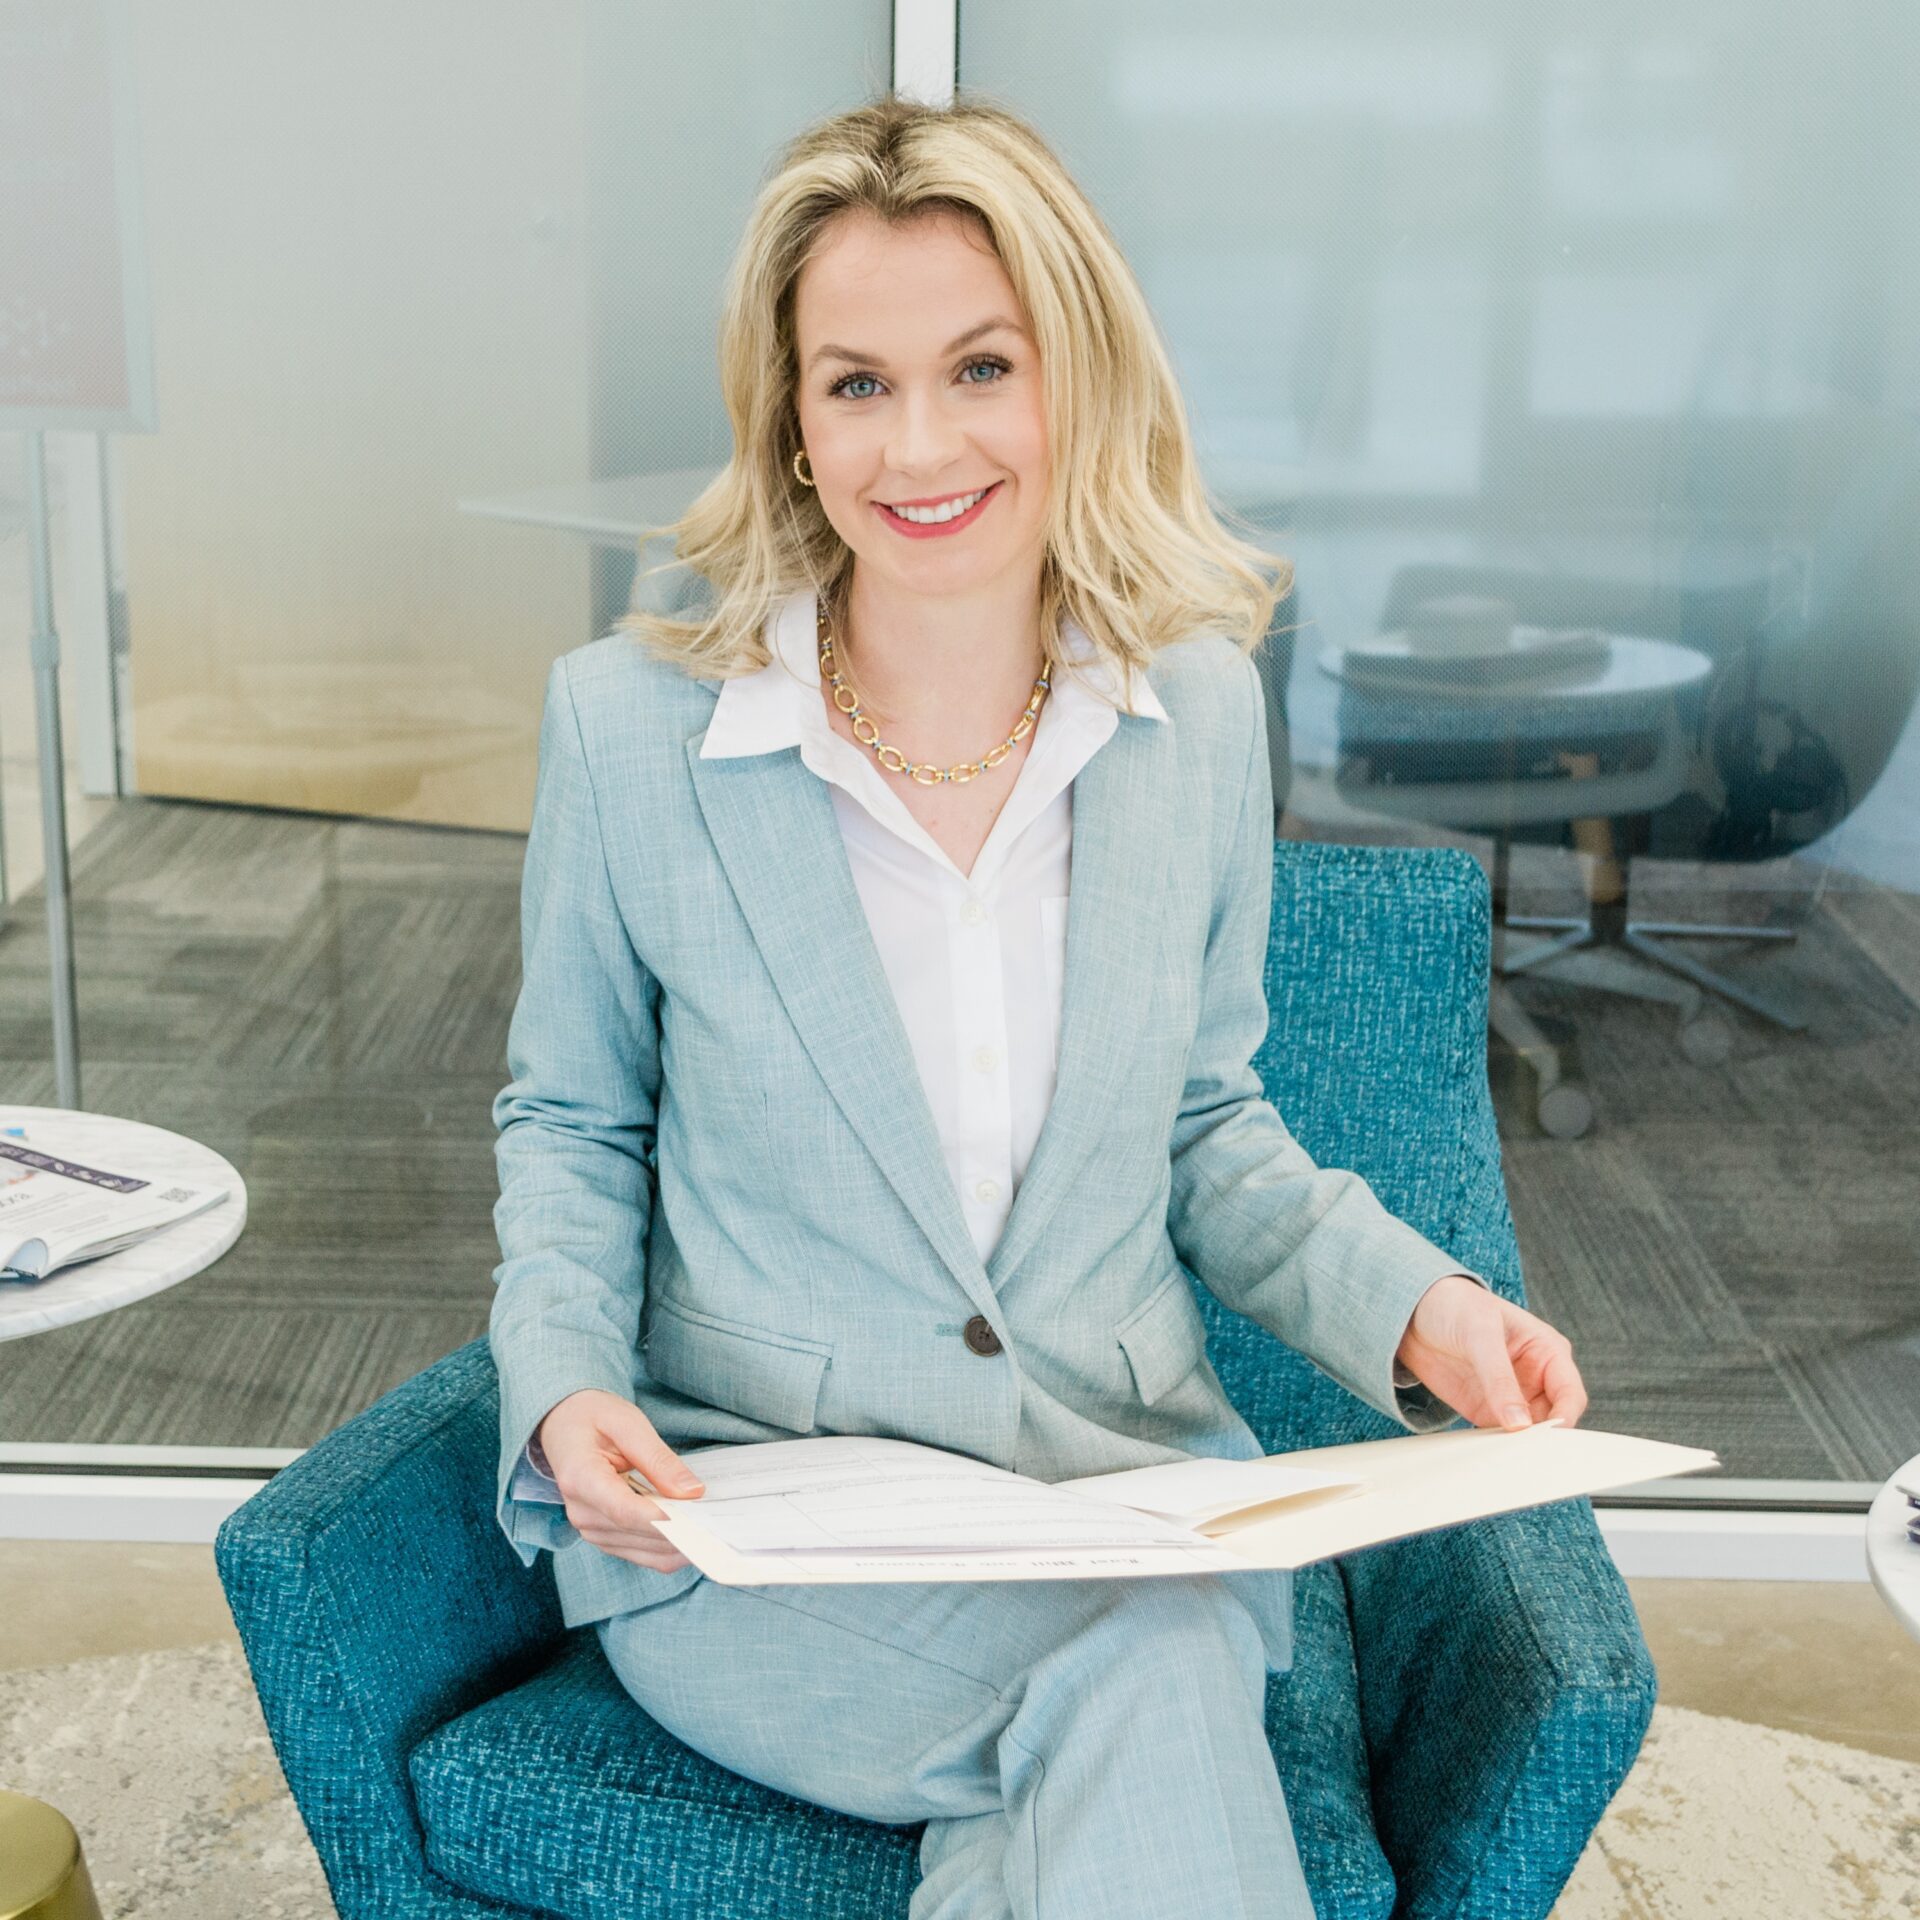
left=579, top=1469, right=699, bottom=1554
left=616, top=1545, right=690, bottom=1572
left=574, top=1526, right=690, bottom=1573
left=570, top=1487, right=689, bottom=1568
left=540, top=1395, right=706, bottom=1568
left=578, top=1409, right=705, bottom=1535
left=1505, top=1315, right=1587, bottom=1428
left=609, top=1425, right=702, bottom=1515
left=1539, top=1341, right=1588, bottom=1426
left=1470, top=1314, right=1533, bottom=1430
left=562, top=1438, right=700, bottom=1546
left=620, top=1426, right=706, bottom=1499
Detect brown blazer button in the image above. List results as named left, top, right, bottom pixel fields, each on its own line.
left=963, top=1314, right=1003, bottom=1356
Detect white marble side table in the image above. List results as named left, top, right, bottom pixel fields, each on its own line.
left=0, top=1105, right=247, bottom=1341
left=1866, top=1452, right=1920, bottom=1641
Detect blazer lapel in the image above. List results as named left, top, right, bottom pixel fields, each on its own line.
left=986, top=707, right=1178, bottom=1291
left=685, top=735, right=1000, bottom=1321
left=686, top=682, right=1179, bottom=1313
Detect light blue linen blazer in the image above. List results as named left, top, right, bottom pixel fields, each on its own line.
left=490, top=602, right=1476, bottom=1633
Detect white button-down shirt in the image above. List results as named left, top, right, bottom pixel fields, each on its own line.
left=700, top=589, right=1169, bottom=1263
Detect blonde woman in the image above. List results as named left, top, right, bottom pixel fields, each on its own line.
left=490, top=92, right=1587, bottom=1918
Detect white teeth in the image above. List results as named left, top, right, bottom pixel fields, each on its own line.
left=888, top=486, right=989, bottom=524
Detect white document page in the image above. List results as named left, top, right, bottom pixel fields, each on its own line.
left=651, top=1423, right=1720, bottom=1587
left=650, top=1527, right=1253, bottom=1585
left=649, top=1435, right=1221, bottom=1554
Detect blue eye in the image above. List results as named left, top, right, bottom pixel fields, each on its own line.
left=826, top=355, right=1012, bottom=401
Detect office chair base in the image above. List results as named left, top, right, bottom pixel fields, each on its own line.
left=1504, top=914, right=1806, bottom=1032
left=1626, top=919, right=1797, bottom=942
left=1621, top=928, right=1810, bottom=1032
left=1509, top=914, right=1796, bottom=943
left=1495, top=926, right=1738, bottom=1102
left=1488, top=980, right=1596, bottom=1138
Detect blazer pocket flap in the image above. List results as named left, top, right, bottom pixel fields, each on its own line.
left=645, top=1296, right=831, bottom=1435
left=1114, top=1265, right=1209, bottom=1408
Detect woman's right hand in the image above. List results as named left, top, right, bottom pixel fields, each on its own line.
left=534, top=1389, right=706, bottom=1572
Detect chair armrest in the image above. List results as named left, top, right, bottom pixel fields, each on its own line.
left=214, top=1336, right=563, bottom=1919
left=1341, top=1497, right=1655, bottom=1920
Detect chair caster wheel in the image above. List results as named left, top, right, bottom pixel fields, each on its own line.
left=1537, top=1084, right=1594, bottom=1140
left=1679, top=1013, right=1734, bottom=1066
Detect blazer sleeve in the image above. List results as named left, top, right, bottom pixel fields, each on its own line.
left=489, top=652, right=664, bottom=1564
left=1164, top=649, right=1486, bottom=1431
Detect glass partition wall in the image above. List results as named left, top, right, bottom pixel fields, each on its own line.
left=2, top=2, right=1912, bottom=1526
left=0, top=0, right=893, bottom=1464
left=963, top=0, right=1920, bottom=1494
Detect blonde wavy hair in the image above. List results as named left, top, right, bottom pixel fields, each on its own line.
left=616, top=90, right=1292, bottom=693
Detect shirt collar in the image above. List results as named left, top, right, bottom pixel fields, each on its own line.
left=699, top=587, right=1168, bottom=761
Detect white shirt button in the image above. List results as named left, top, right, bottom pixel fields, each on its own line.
left=960, top=897, right=986, bottom=926
left=974, top=1177, right=1000, bottom=1204
left=972, top=1044, right=999, bottom=1074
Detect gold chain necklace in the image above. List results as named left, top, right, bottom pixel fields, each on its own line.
left=816, top=601, right=1052, bottom=787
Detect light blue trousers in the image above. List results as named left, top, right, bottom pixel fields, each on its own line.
left=596, top=1565, right=1314, bottom=1920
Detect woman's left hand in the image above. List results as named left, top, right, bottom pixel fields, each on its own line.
left=1394, top=1273, right=1588, bottom=1430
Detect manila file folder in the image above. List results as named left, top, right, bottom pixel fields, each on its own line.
left=648, top=1422, right=1718, bottom=1588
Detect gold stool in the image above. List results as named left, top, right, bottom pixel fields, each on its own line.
left=0, top=1791, right=103, bottom=1920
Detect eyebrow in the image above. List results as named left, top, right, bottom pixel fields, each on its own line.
left=805, top=317, right=1021, bottom=375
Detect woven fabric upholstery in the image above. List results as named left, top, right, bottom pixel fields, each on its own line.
left=410, top=1633, right=923, bottom=1916
left=1261, top=1560, right=1396, bottom=1919
left=215, top=839, right=1652, bottom=1920
left=1342, top=1501, right=1657, bottom=1920
left=1333, top=673, right=1680, bottom=752
left=1231, top=844, right=1655, bottom=1918
left=1203, top=840, right=1521, bottom=1461
left=400, top=1557, right=1394, bottom=1920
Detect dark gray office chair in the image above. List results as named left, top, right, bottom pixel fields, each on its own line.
left=1375, top=412, right=1920, bottom=1043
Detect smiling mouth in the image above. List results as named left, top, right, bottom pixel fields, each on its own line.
left=878, top=482, right=1001, bottom=525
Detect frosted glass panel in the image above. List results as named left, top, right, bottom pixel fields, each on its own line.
left=965, top=0, right=1920, bottom=1487
left=0, top=8, right=904, bottom=1469
left=86, top=0, right=891, bottom=831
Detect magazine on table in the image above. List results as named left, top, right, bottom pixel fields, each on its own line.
left=513, top=1421, right=1720, bottom=1586
left=0, top=1131, right=230, bottom=1283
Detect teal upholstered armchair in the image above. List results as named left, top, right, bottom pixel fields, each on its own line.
left=216, top=840, right=1654, bottom=1919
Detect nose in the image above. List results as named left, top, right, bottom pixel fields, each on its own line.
left=883, top=381, right=967, bottom=482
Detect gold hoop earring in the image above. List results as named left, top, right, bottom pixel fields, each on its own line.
left=793, top=449, right=815, bottom=488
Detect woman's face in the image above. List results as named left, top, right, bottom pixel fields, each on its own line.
left=791, top=208, right=1050, bottom=601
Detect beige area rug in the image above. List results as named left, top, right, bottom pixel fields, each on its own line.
left=0, top=1642, right=1915, bottom=1918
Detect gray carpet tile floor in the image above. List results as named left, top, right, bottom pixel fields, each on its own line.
left=1, top=794, right=1915, bottom=1485
left=1484, top=873, right=1920, bottom=1479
